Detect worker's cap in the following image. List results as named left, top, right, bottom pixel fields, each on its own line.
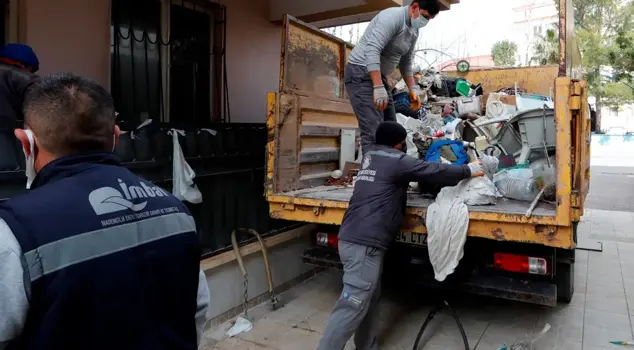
left=0, top=44, right=39, bottom=72
left=375, top=121, right=407, bottom=147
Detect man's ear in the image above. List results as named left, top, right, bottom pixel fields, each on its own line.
left=14, top=129, right=32, bottom=156
left=113, top=125, right=121, bottom=150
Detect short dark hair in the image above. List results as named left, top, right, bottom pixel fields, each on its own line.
left=375, top=121, right=407, bottom=147
left=23, top=72, right=116, bottom=156
left=412, top=0, right=441, bottom=17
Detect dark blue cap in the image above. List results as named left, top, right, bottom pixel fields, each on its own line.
left=0, top=44, right=39, bottom=72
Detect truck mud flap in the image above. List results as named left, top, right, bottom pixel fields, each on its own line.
left=302, top=247, right=342, bottom=269
left=460, top=274, right=557, bottom=307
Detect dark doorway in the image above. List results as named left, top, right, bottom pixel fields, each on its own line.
left=170, top=5, right=211, bottom=126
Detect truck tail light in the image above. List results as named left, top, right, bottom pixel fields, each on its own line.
left=494, top=253, right=548, bottom=275
left=316, top=232, right=338, bottom=249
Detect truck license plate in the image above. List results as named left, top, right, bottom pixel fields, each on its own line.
left=395, top=232, right=428, bottom=246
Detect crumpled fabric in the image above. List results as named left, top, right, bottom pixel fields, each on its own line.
left=426, top=155, right=501, bottom=281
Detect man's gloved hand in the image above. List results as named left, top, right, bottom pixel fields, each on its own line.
left=409, top=86, right=422, bottom=111
left=373, top=86, right=389, bottom=110
left=467, top=161, right=485, bottom=178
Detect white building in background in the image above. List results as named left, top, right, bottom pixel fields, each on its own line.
left=512, top=0, right=558, bottom=66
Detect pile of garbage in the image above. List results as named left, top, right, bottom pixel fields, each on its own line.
left=391, top=73, right=557, bottom=209
left=393, top=75, right=557, bottom=282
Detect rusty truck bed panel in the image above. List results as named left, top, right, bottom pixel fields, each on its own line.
left=283, top=186, right=557, bottom=217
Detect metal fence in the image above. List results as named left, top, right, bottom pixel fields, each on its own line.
left=0, top=123, right=298, bottom=258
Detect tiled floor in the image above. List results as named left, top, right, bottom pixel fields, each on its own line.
left=203, top=168, right=634, bottom=350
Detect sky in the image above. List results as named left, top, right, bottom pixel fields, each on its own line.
left=324, top=0, right=538, bottom=69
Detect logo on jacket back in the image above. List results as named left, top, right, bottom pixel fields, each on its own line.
left=89, top=179, right=170, bottom=215
left=362, top=155, right=371, bottom=169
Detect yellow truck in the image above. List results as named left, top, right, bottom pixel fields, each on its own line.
left=265, top=0, right=590, bottom=306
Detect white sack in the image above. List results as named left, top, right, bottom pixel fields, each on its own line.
left=426, top=156, right=500, bottom=281
left=170, top=129, right=203, bottom=204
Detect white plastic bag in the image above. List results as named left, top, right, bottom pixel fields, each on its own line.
left=226, top=316, right=253, bottom=337
left=426, top=155, right=500, bottom=281
left=170, top=129, right=203, bottom=204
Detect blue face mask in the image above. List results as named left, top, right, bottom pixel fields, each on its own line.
left=411, top=15, right=429, bottom=30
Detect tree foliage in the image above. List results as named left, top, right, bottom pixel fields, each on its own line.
left=571, top=0, right=634, bottom=129
left=491, top=40, right=518, bottom=67
left=531, top=24, right=559, bottom=66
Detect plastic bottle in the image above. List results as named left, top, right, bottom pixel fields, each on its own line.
left=495, top=177, right=540, bottom=201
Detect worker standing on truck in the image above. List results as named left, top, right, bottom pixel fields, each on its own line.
left=317, top=122, right=484, bottom=350
left=346, top=0, right=441, bottom=155
left=0, top=73, right=210, bottom=350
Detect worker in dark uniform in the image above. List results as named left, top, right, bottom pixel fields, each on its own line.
left=0, top=43, right=39, bottom=127
left=0, top=73, right=210, bottom=350
left=346, top=0, right=442, bottom=155
left=317, top=122, right=483, bottom=350
left=0, top=44, right=39, bottom=170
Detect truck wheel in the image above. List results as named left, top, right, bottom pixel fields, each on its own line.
left=556, top=262, right=574, bottom=303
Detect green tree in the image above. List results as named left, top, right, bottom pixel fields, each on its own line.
left=609, top=31, right=634, bottom=83
left=574, top=0, right=634, bottom=131
left=491, top=40, right=518, bottom=67
left=531, top=24, right=559, bottom=66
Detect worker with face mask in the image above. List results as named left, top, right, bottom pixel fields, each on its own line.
left=317, top=122, right=483, bottom=350
left=0, top=73, right=209, bottom=350
left=345, top=0, right=441, bottom=155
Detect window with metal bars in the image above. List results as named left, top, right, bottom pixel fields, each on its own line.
left=110, top=0, right=227, bottom=126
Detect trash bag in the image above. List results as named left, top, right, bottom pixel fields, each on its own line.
left=170, top=129, right=202, bottom=204
left=424, top=140, right=469, bottom=165
left=426, top=155, right=500, bottom=282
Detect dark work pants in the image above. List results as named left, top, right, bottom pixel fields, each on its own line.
left=317, top=241, right=384, bottom=350
left=344, top=64, right=396, bottom=155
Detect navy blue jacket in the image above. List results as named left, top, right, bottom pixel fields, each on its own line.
left=338, top=146, right=471, bottom=250
left=0, top=152, right=201, bottom=350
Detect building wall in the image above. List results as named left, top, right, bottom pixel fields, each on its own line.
left=18, top=0, right=111, bottom=88
left=203, top=226, right=316, bottom=322
left=14, top=0, right=283, bottom=123
left=213, top=0, right=282, bottom=123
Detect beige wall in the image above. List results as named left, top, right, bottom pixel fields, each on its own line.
left=214, top=0, right=282, bottom=123
left=13, top=0, right=299, bottom=123
left=18, top=0, right=111, bottom=88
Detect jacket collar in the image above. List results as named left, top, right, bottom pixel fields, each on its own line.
left=32, top=152, right=121, bottom=189
left=372, top=144, right=403, bottom=154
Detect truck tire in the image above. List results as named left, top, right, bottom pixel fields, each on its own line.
left=556, top=262, right=574, bottom=303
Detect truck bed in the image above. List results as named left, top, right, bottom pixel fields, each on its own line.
left=283, top=186, right=557, bottom=217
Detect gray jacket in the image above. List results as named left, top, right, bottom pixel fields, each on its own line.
left=338, top=146, right=470, bottom=250
left=347, top=6, right=418, bottom=77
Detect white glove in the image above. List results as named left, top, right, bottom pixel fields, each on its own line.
left=467, top=161, right=484, bottom=177
left=373, top=86, right=389, bottom=110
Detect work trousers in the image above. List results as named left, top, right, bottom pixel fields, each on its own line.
left=344, top=64, right=396, bottom=155
left=317, top=241, right=385, bottom=350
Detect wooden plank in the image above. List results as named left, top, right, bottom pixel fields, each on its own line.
left=275, top=93, right=300, bottom=192
left=301, top=125, right=360, bottom=137
left=299, top=95, right=355, bottom=115
left=299, top=148, right=339, bottom=163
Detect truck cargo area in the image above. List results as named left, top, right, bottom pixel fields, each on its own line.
left=283, top=186, right=557, bottom=217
